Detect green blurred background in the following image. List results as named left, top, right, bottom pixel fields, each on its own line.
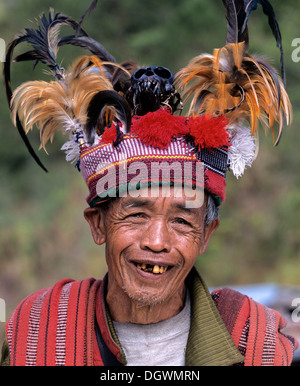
left=0, top=0, right=300, bottom=348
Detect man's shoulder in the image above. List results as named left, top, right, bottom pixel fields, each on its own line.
left=15, top=278, right=75, bottom=308
left=211, top=287, right=250, bottom=320
left=4, top=277, right=103, bottom=366
left=9, top=277, right=101, bottom=315
left=7, top=278, right=77, bottom=325
left=212, top=286, right=298, bottom=366
left=1, top=278, right=75, bottom=366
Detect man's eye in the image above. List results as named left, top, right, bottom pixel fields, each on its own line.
left=174, top=218, right=190, bottom=226
left=127, top=212, right=144, bottom=219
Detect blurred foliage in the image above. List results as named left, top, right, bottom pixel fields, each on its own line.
left=0, top=0, right=300, bottom=347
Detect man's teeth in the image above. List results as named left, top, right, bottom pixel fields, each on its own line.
left=137, top=263, right=168, bottom=274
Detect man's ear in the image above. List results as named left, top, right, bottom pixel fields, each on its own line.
left=199, top=218, right=220, bottom=255
left=84, top=207, right=106, bottom=245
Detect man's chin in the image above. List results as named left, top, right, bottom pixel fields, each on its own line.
left=117, top=259, right=187, bottom=311
left=122, top=285, right=168, bottom=307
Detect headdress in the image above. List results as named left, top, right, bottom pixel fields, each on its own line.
left=4, top=0, right=291, bottom=207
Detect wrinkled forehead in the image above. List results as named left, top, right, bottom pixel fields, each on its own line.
left=110, top=185, right=206, bottom=213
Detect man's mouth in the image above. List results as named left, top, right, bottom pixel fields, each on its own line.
left=134, top=262, right=170, bottom=274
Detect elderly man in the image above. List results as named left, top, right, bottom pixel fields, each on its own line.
left=84, top=187, right=233, bottom=365
left=1, top=0, right=298, bottom=366
left=1, top=185, right=296, bottom=366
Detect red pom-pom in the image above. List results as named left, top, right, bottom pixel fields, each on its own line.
left=188, top=114, right=229, bottom=150
left=131, top=109, right=188, bottom=149
left=100, top=123, right=118, bottom=144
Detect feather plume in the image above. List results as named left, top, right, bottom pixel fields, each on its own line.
left=58, top=35, right=116, bottom=64
left=12, top=10, right=88, bottom=76
left=243, top=0, right=285, bottom=85
left=86, top=90, right=132, bottom=144
left=3, top=5, right=117, bottom=171
left=175, top=42, right=291, bottom=146
left=3, top=10, right=89, bottom=171
left=10, top=56, right=128, bottom=157
left=222, top=0, right=248, bottom=47
left=76, top=0, right=98, bottom=37
left=176, top=0, right=290, bottom=181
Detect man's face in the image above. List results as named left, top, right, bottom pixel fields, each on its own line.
left=85, top=188, right=219, bottom=309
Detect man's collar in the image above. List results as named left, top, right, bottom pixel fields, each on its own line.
left=185, top=267, right=244, bottom=366
left=102, top=268, right=244, bottom=366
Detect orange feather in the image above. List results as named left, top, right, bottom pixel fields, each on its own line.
left=175, top=42, right=292, bottom=145
left=11, top=55, right=130, bottom=151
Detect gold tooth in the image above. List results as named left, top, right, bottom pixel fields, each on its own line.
left=137, top=263, right=168, bottom=274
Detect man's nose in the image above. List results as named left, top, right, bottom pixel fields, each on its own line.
left=140, top=219, right=172, bottom=253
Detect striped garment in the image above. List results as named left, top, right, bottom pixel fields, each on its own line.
left=4, top=275, right=298, bottom=366
left=212, top=288, right=298, bottom=366
left=6, top=279, right=101, bottom=366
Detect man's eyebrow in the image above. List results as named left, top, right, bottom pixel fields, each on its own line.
left=121, top=198, right=201, bottom=214
left=173, top=203, right=200, bottom=216
left=122, top=199, right=155, bottom=209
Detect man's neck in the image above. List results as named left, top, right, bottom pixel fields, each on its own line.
left=106, top=280, right=186, bottom=324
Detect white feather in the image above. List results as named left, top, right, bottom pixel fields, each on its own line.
left=60, top=122, right=86, bottom=164
left=61, top=139, right=81, bottom=164
left=227, top=123, right=257, bottom=179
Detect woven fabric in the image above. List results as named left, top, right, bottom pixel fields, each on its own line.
left=4, top=269, right=298, bottom=366
left=5, top=278, right=101, bottom=366
left=80, top=134, right=228, bottom=207
left=214, top=287, right=299, bottom=366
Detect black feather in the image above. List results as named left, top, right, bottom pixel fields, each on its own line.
left=242, top=0, right=259, bottom=30
left=3, top=5, right=117, bottom=170
left=86, top=91, right=132, bottom=145
left=112, top=61, right=139, bottom=93
left=260, top=0, right=285, bottom=86
left=58, top=35, right=116, bottom=63
left=76, top=0, right=98, bottom=38
left=13, top=11, right=87, bottom=70
left=58, top=2, right=116, bottom=64
left=15, top=115, right=48, bottom=172
left=3, top=10, right=89, bottom=172
left=3, top=37, right=48, bottom=172
left=242, top=0, right=286, bottom=85
left=222, top=0, right=249, bottom=47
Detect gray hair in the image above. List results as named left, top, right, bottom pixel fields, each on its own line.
left=205, top=194, right=219, bottom=226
